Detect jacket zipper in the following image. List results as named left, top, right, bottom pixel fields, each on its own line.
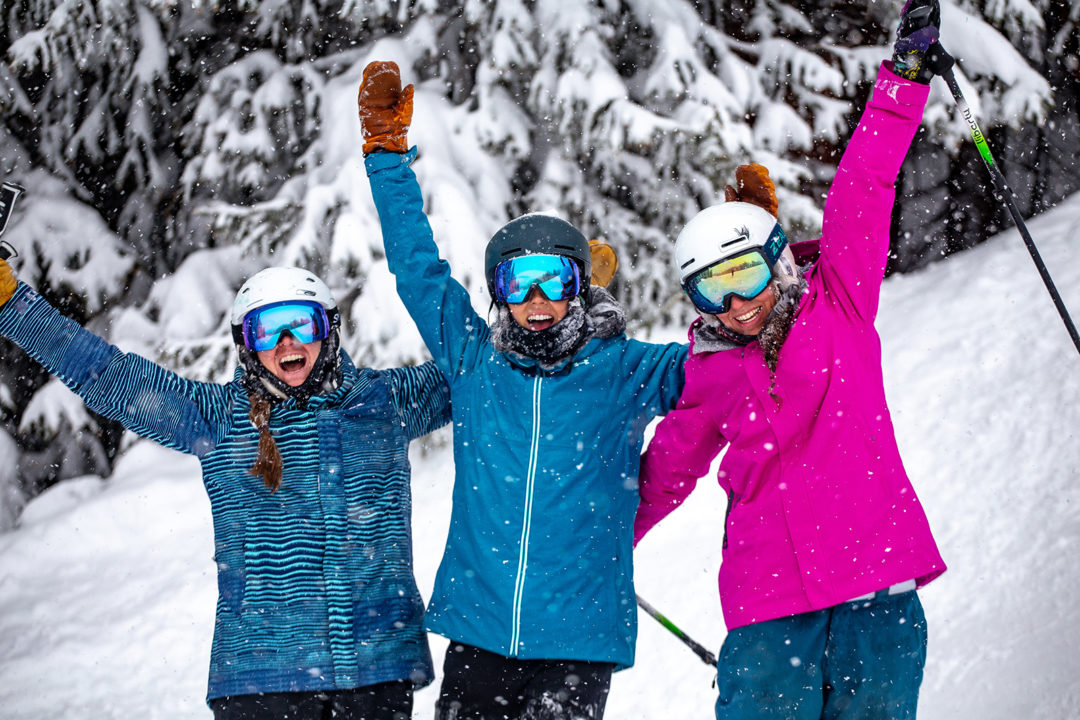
left=723, top=487, right=735, bottom=550
left=510, top=373, right=542, bottom=655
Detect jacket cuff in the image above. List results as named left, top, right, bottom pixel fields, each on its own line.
left=364, top=147, right=418, bottom=176
left=0, top=281, right=38, bottom=327
left=873, top=61, right=931, bottom=108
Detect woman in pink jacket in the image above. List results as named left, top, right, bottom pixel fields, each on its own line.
left=635, top=2, right=948, bottom=718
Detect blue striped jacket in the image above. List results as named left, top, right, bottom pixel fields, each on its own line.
left=0, top=282, right=451, bottom=701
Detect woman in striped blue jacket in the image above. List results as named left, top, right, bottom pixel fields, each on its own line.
left=0, top=260, right=450, bottom=720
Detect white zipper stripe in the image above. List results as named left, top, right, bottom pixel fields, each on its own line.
left=510, top=374, right=542, bottom=654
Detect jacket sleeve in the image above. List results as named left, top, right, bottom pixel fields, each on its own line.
left=365, top=148, right=489, bottom=379
left=816, top=62, right=929, bottom=322
left=386, top=361, right=452, bottom=441
left=634, top=354, right=726, bottom=544
left=0, top=283, right=230, bottom=457
left=624, top=339, right=688, bottom=417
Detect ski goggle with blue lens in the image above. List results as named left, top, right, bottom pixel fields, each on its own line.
left=683, top=227, right=787, bottom=315
left=241, top=300, right=330, bottom=352
left=493, top=254, right=582, bottom=304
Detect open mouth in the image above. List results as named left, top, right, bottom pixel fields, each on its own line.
left=527, top=313, right=555, bottom=331
left=279, top=353, right=308, bottom=374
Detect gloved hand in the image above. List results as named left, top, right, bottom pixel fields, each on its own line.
left=0, top=258, right=17, bottom=308
left=892, top=0, right=941, bottom=84
left=589, top=239, right=618, bottom=288
left=357, top=61, right=414, bottom=154
left=724, top=163, right=778, bottom=218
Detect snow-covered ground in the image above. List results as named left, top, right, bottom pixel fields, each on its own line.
left=1, top=195, right=1078, bottom=718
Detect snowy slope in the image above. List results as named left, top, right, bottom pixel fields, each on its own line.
left=1, top=195, right=1078, bottom=718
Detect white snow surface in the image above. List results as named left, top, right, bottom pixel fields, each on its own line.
left=1, top=196, right=1079, bottom=717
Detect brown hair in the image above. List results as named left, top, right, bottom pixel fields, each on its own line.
left=248, top=393, right=283, bottom=492
left=758, top=281, right=801, bottom=406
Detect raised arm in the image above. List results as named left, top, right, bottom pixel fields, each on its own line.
left=817, top=0, right=948, bottom=319
left=816, top=64, right=929, bottom=322
left=359, top=61, right=488, bottom=379
left=0, top=277, right=229, bottom=457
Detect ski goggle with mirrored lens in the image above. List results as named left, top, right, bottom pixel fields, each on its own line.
left=684, top=248, right=781, bottom=315
left=493, top=254, right=582, bottom=304
left=241, top=300, right=330, bottom=352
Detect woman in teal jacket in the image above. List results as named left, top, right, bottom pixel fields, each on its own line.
left=358, top=62, right=687, bottom=720
left=0, top=261, right=449, bottom=720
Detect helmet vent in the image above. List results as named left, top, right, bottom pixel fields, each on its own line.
left=680, top=257, right=696, bottom=270
left=721, top=228, right=751, bottom=248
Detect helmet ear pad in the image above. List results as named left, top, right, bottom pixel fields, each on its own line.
left=772, top=246, right=801, bottom=289
left=484, top=214, right=591, bottom=303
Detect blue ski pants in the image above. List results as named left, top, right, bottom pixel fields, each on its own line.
left=715, top=589, right=927, bottom=720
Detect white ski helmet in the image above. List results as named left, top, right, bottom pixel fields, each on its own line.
left=230, top=266, right=337, bottom=328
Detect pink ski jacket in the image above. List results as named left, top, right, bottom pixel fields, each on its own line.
left=635, top=64, right=946, bottom=631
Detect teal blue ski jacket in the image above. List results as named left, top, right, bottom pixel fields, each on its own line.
left=365, top=148, right=687, bottom=668
left=0, top=282, right=450, bottom=701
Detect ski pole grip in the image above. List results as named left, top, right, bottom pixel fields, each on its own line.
left=926, top=42, right=955, bottom=76
left=0, top=241, right=15, bottom=261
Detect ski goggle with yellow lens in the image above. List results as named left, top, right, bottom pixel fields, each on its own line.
left=683, top=227, right=787, bottom=315
left=240, top=300, right=330, bottom=352
left=493, top=254, right=582, bottom=304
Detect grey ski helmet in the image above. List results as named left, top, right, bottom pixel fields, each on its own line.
left=484, top=213, right=591, bottom=302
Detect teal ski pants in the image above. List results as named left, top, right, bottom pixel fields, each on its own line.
left=715, top=589, right=927, bottom=720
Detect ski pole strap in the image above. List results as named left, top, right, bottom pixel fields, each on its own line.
left=933, top=52, right=1080, bottom=356
left=0, top=182, right=25, bottom=260
left=636, top=594, right=718, bottom=667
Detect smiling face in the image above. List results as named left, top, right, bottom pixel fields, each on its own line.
left=256, top=333, right=323, bottom=386
left=715, top=284, right=777, bottom=336
left=508, top=286, right=571, bottom=331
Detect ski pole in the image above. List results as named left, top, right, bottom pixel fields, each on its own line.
left=0, top=182, right=24, bottom=260
left=926, top=47, right=1080, bottom=356
left=636, top=594, right=717, bottom=667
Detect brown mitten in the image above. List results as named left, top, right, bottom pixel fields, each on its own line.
left=357, top=61, right=414, bottom=154
left=724, top=163, right=778, bottom=218
left=0, top=258, right=17, bottom=307
left=589, top=239, right=618, bottom=288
